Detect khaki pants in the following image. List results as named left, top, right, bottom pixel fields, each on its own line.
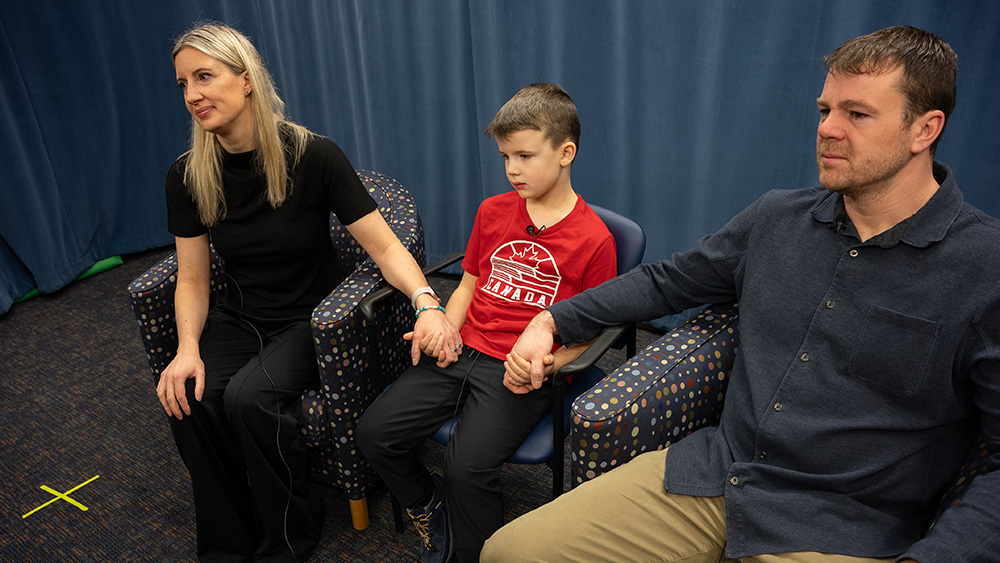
left=481, top=449, right=896, bottom=563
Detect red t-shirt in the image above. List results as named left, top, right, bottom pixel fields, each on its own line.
left=460, top=191, right=617, bottom=360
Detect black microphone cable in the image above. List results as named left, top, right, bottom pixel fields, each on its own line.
left=228, top=274, right=300, bottom=563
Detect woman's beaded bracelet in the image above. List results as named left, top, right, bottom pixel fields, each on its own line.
left=414, top=305, right=446, bottom=319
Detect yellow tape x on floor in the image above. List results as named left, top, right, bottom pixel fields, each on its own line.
left=22, top=475, right=100, bottom=519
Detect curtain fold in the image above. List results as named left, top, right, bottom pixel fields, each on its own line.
left=2, top=0, right=999, bottom=315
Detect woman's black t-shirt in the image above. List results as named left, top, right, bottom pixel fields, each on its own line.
left=165, top=135, right=377, bottom=321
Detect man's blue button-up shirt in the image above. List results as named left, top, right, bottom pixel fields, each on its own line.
left=551, top=163, right=1000, bottom=561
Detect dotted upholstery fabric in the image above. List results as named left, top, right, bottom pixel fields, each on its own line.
left=571, top=301, right=991, bottom=528
left=571, top=303, right=739, bottom=484
left=128, top=170, right=423, bottom=502
left=932, top=431, right=990, bottom=524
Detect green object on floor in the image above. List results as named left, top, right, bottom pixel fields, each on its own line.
left=13, top=256, right=124, bottom=304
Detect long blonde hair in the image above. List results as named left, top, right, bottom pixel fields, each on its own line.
left=172, top=23, right=312, bottom=226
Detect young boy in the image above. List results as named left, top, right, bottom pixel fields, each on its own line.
left=357, top=83, right=617, bottom=563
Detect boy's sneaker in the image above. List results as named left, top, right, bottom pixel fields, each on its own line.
left=406, top=474, right=452, bottom=563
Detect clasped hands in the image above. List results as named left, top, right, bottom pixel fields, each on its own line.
left=502, top=311, right=558, bottom=394
left=405, top=309, right=462, bottom=367
left=405, top=308, right=558, bottom=394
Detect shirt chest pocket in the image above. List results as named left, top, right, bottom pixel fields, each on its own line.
left=849, top=305, right=941, bottom=397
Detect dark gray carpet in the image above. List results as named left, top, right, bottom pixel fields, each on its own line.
left=0, top=247, right=661, bottom=562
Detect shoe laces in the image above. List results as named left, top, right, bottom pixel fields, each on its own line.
left=409, top=511, right=437, bottom=552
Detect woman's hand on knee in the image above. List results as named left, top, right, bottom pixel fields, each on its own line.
left=158, top=352, right=205, bottom=420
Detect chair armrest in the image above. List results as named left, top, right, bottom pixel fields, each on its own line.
left=930, top=430, right=993, bottom=526
left=128, top=253, right=181, bottom=380
left=570, top=303, right=739, bottom=484
left=355, top=170, right=428, bottom=271
left=312, top=256, right=409, bottom=389
left=313, top=256, right=384, bottom=328
left=127, top=252, right=179, bottom=295
left=555, top=324, right=630, bottom=380
left=316, top=174, right=426, bottom=338
left=423, top=251, right=466, bottom=277
left=305, top=171, right=426, bottom=497
left=128, top=250, right=227, bottom=381
left=310, top=173, right=425, bottom=433
left=358, top=251, right=466, bottom=323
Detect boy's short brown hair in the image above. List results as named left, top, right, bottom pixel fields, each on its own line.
left=485, top=83, right=581, bottom=149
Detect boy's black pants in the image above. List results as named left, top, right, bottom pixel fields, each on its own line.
left=168, top=307, right=325, bottom=563
left=357, top=348, right=553, bottom=563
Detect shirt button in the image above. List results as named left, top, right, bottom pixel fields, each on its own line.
left=849, top=249, right=859, bottom=257
left=826, top=300, right=835, bottom=309
left=730, top=476, right=739, bottom=486
left=800, top=352, right=810, bottom=362
left=759, top=451, right=768, bottom=460
left=774, top=402, right=783, bottom=412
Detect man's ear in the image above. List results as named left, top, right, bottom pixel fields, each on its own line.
left=910, top=109, right=945, bottom=155
left=559, top=141, right=577, bottom=167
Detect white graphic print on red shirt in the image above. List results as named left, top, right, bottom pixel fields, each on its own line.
left=481, top=240, right=560, bottom=309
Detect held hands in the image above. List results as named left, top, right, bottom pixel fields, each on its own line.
left=157, top=351, right=205, bottom=420
left=503, top=310, right=558, bottom=394
left=406, top=307, right=462, bottom=367
left=504, top=350, right=554, bottom=394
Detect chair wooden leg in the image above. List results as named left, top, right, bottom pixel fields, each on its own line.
left=350, top=498, right=370, bottom=530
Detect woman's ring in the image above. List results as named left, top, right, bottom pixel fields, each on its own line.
left=452, top=345, right=461, bottom=353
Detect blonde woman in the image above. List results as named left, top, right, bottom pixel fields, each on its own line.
left=158, top=23, right=460, bottom=562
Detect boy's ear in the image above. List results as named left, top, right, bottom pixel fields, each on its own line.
left=559, top=141, right=577, bottom=167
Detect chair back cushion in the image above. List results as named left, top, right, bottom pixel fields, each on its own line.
left=590, top=204, right=645, bottom=274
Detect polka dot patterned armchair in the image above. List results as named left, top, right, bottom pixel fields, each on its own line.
left=128, top=170, right=423, bottom=531
left=571, top=301, right=992, bottom=529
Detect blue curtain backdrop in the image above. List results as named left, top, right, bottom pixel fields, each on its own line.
left=2, top=1, right=999, bottom=315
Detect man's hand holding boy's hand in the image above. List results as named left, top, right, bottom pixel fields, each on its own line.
left=503, top=310, right=558, bottom=393
left=504, top=350, right=554, bottom=393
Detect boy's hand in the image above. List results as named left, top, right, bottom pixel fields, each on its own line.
left=505, top=310, right=558, bottom=392
left=504, top=350, right=554, bottom=393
